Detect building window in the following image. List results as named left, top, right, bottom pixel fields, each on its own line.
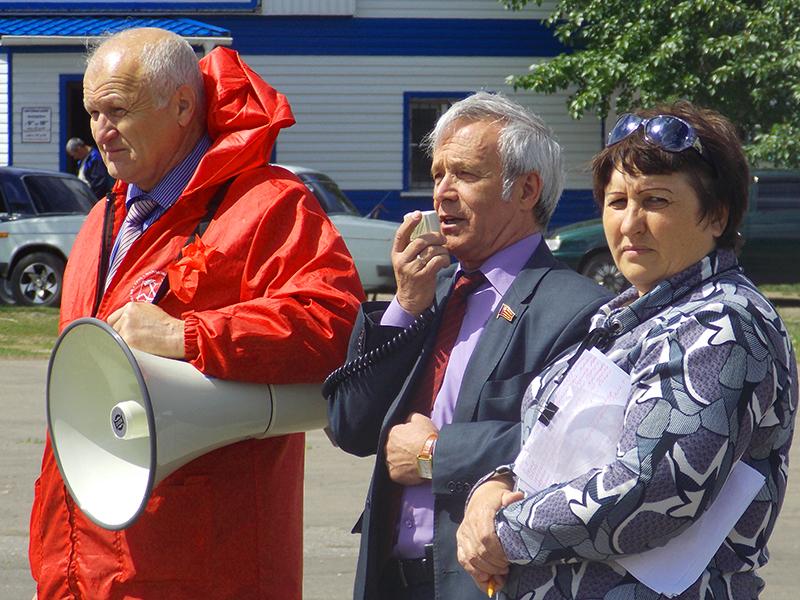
left=405, top=95, right=463, bottom=191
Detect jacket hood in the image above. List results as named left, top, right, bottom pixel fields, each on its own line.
left=184, top=46, right=296, bottom=194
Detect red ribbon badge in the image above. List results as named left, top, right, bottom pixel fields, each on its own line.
left=167, top=237, right=219, bottom=303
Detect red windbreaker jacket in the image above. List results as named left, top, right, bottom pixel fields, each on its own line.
left=29, top=46, right=364, bottom=599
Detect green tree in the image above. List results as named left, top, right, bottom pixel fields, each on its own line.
left=502, top=0, right=800, bottom=167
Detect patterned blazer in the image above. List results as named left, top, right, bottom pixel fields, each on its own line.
left=495, top=249, right=797, bottom=600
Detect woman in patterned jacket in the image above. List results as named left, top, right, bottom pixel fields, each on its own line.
left=456, top=100, right=797, bottom=600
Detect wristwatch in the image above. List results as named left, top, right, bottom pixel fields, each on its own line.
left=416, top=433, right=438, bottom=480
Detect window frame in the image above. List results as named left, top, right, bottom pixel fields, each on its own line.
left=402, top=92, right=470, bottom=193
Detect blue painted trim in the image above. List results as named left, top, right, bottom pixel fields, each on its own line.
left=0, top=16, right=230, bottom=37
left=553, top=189, right=600, bottom=229
left=402, top=91, right=471, bottom=192
left=6, top=49, right=11, bottom=166
left=204, top=16, right=565, bottom=57
left=4, top=46, right=91, bottom=54
left=4, top=44, right=211, bottom=54
left=0, top=1, right=257, bottom=10
left=0, top=16, right=560, bottom=58
left=58, top=73, right=83, bottom=173
left=344, top=188, right=598, bottom=231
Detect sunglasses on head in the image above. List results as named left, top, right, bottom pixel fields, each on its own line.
left=606, top=113, right=715, bottom=171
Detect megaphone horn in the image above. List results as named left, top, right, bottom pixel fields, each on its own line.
left=46, top=317, right=325, bottom=531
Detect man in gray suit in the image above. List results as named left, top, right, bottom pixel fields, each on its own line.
left=327, top=92, right=611, bottom=600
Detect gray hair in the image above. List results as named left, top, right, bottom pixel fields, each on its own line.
left=424, top=91, right=565, bottom=228
left=87, top=28, right=205, bottom=111
left=65, top=137, right=85, bottom=152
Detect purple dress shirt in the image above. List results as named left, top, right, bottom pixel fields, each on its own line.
left=381, top=233, right=542, bottom=558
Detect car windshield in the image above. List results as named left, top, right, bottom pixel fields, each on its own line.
left=23, top=175, right=94, bottom=215
left=299, top=172, right=361, bottom=216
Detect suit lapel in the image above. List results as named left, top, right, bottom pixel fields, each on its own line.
left=452, top=243, right=558, bottom=423
left=433, top=266, right=455, bottom=307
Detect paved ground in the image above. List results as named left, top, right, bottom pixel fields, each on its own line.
left=0, top=359, right=373, bottom=600
left=1, top=358, right=798, bottom=599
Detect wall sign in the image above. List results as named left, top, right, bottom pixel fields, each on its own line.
left=21, top=107, right=51, bottom=143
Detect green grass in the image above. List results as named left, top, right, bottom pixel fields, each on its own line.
left=761, top=283, right=800, bottom=296
left=0, top=289, right=798, bottom=359
left=759, top=285, right=800, bottom=349
left=779, top=311, right=800, bottom=351
left=0, top=305, right=60, bottom=358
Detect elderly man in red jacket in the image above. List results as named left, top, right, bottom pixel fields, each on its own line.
left=28, top=27, right=364, bottom=599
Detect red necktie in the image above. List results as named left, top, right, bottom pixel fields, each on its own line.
left=410, top=270, right=486, bottom=415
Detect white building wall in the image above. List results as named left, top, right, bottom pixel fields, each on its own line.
left=0, top=54, right=9, bottom=166
left=355, top=0, right=555, bottom=19
left=245, top=54, right=601, bottom=191
left=261, top=0, right=355, bottom=15
left=260, top=0, right=556, bottom=19
left=6, top=51, right=599, bottom=191
left=11, top=53, right=86, bottom=171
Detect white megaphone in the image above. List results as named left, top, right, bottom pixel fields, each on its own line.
left=47, top=317, right=326, bottom=531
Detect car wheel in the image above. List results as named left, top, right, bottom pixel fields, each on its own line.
left=9, top=252, right=65, bottom=307
left=581, top=252, right=629, bottom=294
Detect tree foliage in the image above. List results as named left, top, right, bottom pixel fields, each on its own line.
left=502, top=0, right=800, bottom=167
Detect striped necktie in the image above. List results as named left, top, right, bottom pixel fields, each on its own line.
left=105, top=196, right=159, bottom=290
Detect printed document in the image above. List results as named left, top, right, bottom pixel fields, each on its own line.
left=514, top=347, right=630, bottom=493
left=616, top=461, right=764, bottom=597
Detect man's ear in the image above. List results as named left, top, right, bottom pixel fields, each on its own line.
left=173, top=84, right=197, bottom=127
left=518, top=171, right=543, bottom=212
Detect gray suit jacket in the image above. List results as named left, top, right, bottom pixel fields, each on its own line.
left=327, top=243, right=612, bottom=600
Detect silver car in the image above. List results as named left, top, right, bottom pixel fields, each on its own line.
left=278, top=165, right=397, bottom=294
left=0, top=165, right=398, bottom=307
left=0, top=168, right=95, bottom=307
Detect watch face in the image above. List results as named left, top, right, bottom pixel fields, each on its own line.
left=416, top=433, right=437, bottom=480
left=417, top=458, right=433, bottom=480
